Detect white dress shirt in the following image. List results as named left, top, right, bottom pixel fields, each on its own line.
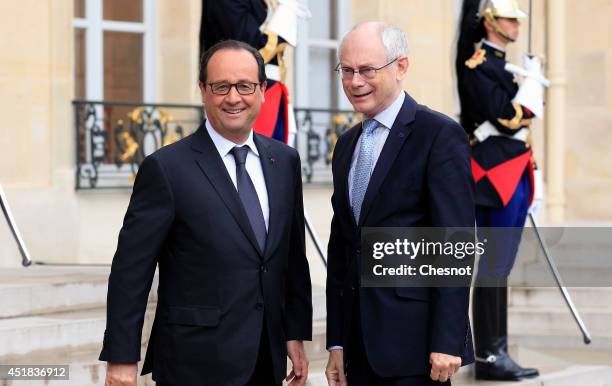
left=348, top=91, right=406, bottom=203
left=206, top=120, right=270, bottom=230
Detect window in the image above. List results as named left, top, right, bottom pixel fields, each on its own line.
left=73, top=0, right=156, bottom=103
left=295, top=0, right=351, bottom=110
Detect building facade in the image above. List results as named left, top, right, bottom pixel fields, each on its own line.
left=0, top=0, right=610, bottom=267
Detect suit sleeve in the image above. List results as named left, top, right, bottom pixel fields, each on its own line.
left=207, top=0, right=268, bottom=49
left=463, top=66, right=534, bottom=135
left=426, top=121, right=475, bottom=356
left=284, top=151, right=313, bottom=341
left=99, top=155, right=175, bottom=362
left=325, top=136, right=348, bottom=348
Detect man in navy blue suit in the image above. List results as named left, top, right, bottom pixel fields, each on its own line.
left=100, top=40, right=312, bottom=386
left=325, top=22, right=475, bottom=386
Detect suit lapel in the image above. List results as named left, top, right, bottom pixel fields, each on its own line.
left=358, top=93, right=418, bottom=226
left=191, top=123, right=264, bottom=257
left=254, top=134, right=279, bottom=261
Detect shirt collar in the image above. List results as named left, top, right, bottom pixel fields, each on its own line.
left=205, top=120, right=260, bottom=158
left=372, top=91, right=405, bottom=130
left=482, top=39, right=506, bottom=53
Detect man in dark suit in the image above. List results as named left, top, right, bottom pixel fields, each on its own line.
left=100, top=40, right=312, bottom=386
left=325, top=22, right=475, bottom=386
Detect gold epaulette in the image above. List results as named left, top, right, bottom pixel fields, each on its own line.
left=465, top=49, right=487, bottom=69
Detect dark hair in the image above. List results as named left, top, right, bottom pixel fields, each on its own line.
left=198, top=40, right=266, bottom=84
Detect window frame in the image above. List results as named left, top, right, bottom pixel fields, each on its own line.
left=73, top=0, right=158, bottom=103
left=295, top=0, right=352, bottom=110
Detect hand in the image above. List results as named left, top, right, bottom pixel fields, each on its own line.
left=429, top=352, right=461, bottom=383
left=104, top=362, right=137, bottom=386
left=522, top=54, right=543, bottom=76
left=325, top=349, right=347, bottom=386
left=286, top=340, right=309, bottom=386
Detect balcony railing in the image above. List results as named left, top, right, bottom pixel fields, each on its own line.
left=74, top=100, right=203, bottom=189
left=74, top=100, right=360, bottom=189
left=293, top=107, right=362, bottom=183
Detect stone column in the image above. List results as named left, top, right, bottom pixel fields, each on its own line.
left=545, top=0, right=567, bottom=223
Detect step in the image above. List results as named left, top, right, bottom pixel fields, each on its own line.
left=0, top=307, right=156, bottom=357
left=0, top=266, right=158, bottom=319
left=312, top=284, right=326, bottom=322
left=509, top=262, right=612, bottom=287
left=0, top=347, right=154, bottom=386
left=509, top=287, right=612, bottom=309
left=306, top=363, right=612, bottom=386
left=509, top=306, right=612, bottom=336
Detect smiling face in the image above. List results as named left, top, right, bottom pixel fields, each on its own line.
left=199, top=48, right=266, bottom=144
left=339, top=24, right=408, bottom=118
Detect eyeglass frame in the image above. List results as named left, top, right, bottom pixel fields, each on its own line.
left=334, top=57, right=400, bottom=80
left=206, top=81, right=263, bottom=96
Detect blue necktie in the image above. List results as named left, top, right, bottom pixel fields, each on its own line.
left=351, top=119, right=379, bottom=223
left=231, top=146, right=267, bottom=252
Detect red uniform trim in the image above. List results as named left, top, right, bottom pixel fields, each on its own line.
left=471, top=150, right=533, bottom=207
left=253, top=82, right=289, bottom=143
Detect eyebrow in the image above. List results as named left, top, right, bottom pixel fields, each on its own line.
left=340, top=63, right=376, bottom=68
left=208, top=78, right=259, bottom=83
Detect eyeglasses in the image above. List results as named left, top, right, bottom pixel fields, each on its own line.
left=335, top=58, right=399, bottom=80
left=207, top=82, right=261, bottom=95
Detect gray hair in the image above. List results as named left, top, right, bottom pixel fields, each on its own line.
left=338, top=21, right=410, bottom=62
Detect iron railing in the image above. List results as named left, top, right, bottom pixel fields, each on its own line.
left=74, top=101, right=360, bottom=189
left=74, top=100, right=203, bottom=189
left=293, top=107, right=361, bottom=183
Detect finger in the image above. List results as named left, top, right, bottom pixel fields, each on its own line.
left=430, top=368, right=440, bottom=381
left=339, top=369, right=348, bottom=386
left=325, top=370, right=340, bottom=386
left=285, top=369, right=295, bottom=382
left=299, top=360, right=309, bottom=385
left=438, top=370, right=450, bottom=383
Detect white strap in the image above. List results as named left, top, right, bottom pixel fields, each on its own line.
left=473, top=121, right=528, bottom=143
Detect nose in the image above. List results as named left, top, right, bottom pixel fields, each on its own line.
left=349, top=72, right=367, bottom=88
left=225, top=86, right=242, bottom=103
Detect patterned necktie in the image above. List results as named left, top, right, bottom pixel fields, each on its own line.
left=351, top=119, right=379, bottom=223
left=230, top=146, right=267, bottom=252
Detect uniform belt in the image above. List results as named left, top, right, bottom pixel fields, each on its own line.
left=473, top=121, right=528, bottom=144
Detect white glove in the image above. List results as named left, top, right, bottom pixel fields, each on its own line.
left=511, top=55, right=546, bottom=118
left=528, top=168, right=544, bottom=216
left=266, top=0, right=311, bottom=47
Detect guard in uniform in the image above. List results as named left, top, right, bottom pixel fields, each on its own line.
left=456, top=0, right=546, bottom=381
left=200, top=0, right=310, bottom=145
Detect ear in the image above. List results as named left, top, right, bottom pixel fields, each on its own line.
left=396, top=56, right=409, bottom=81
left=198, top=81, right=206, bottom=103
left=483, top=19, right=494, bottom=34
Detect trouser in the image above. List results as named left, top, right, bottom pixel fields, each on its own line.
left=473, top=172, right=530, bottom=354
left=158, top=321, right=278, bottom=386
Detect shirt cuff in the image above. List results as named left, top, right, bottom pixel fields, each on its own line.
left=327, top=346, right=343, bottom=351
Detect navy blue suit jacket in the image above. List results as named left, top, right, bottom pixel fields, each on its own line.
left=100, top=123, right=312, bottom=386
left=326, top=92, right=475, bottom=377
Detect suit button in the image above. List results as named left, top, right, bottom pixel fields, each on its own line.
left=260, top=264, right=267, bottom=272
left=356, top=248, right=361, bottom=255
left=256, top=302, right=264, bottom=310
left=351, top=286, right=356, bottom=291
